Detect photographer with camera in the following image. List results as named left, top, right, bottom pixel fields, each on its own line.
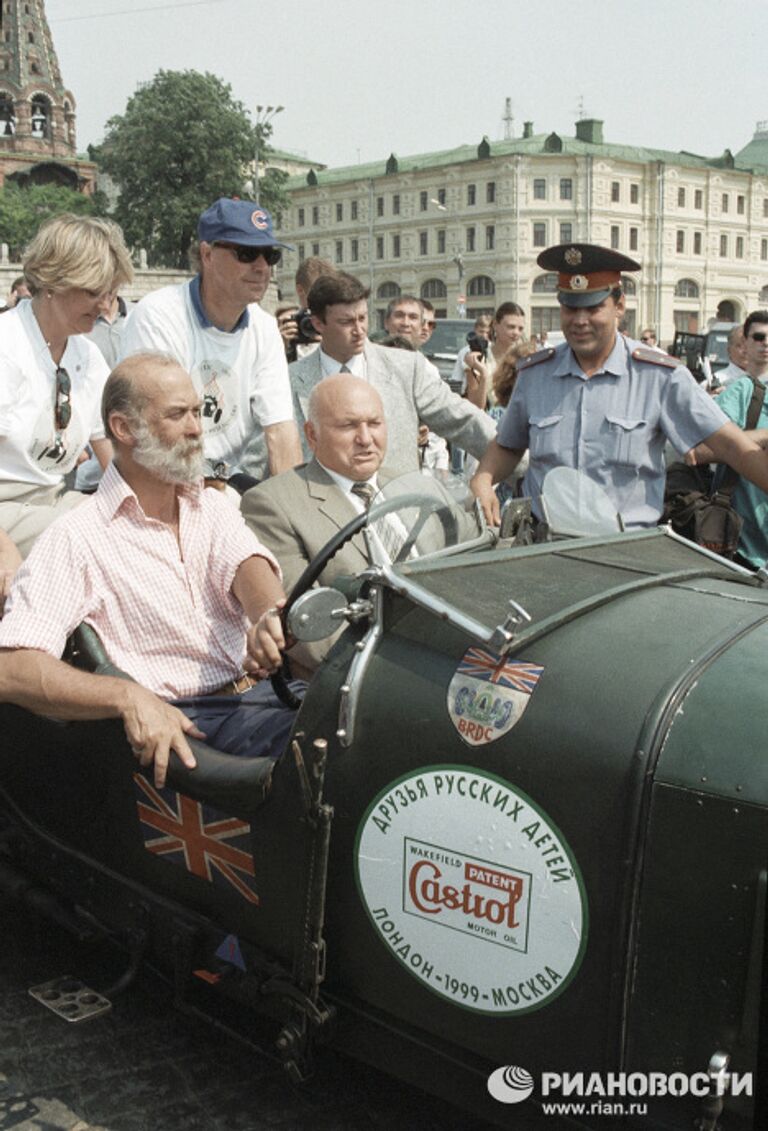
left=452, top=305, right=527, bottom=409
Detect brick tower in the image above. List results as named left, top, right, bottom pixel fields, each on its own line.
left=0, top=0, right=95, bottom=191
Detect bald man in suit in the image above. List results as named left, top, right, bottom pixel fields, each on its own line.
left=241, top=375, right=392, bottom=675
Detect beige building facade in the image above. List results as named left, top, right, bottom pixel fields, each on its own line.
left=278, top=119, right=768, bottom=346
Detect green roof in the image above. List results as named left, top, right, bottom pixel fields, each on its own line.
left=286, top=129, right=768, bottom=190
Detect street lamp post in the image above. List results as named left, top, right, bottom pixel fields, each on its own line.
left=431, top=198, right=465, bottom=316
left=253, top=104, right=283, bottom=204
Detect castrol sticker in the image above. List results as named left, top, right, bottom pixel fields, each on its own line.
left=447, top=647, right=543, bottom=746
left=355, top=767, right=587, bottom=1015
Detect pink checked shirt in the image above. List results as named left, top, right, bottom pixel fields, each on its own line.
left=0, top=462, right=281, bottom=699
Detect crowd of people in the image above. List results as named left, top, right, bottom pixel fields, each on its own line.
left=2, top=197, right=768, bottom=785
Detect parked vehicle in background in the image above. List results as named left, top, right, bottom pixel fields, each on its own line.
left=670, top=322, right=738, bottom=382
left=423, top=319, right=474, bottom=388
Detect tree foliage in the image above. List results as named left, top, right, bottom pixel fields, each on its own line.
left=0, top=183, right=106, bottom=260
left=96, top=69, right=288, bottom=269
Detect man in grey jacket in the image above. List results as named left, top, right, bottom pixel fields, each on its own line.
left=288, top=272, right=496, bottom=472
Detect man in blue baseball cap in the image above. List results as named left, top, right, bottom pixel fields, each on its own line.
left=471, top=242, right=768, bottom=528
left=120, top=198, right=302, bottom=488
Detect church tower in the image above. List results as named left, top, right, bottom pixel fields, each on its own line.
left=0, top=0, right=95, bottom=191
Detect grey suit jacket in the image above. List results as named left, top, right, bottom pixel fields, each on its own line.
left=241, top=460, right=395, bottom=674
left=289, top=341, right=496, bottom=473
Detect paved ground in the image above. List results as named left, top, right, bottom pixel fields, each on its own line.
left=0, top=895, right=491, bottom=1131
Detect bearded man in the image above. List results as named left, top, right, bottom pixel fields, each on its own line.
left=0, top=352, right=300, bottom=787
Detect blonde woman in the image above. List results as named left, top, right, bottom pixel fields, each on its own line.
left=0, top=213, right=133, bottom=554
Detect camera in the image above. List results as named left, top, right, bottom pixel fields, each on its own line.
left=466, top=330, right=489, bottom=359
left=291, top=309, right=320, bottom=346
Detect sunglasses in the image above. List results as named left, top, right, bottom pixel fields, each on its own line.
left=749, top=332, right=768, bottom=343
left=641, top=335, right=655, bottom=342
left=55, top=366, right=71, bottom=431
left=214, top=242, right=281, bottom=266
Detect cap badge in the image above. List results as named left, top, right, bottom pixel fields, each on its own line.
left=564, top=247, right=582, bottom=266
left=570, top=274, right=588, bottom=291
left=250, top=209, right=268, bottom=230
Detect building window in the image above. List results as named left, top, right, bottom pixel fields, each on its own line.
left=719, top=233, right=728, bottom=257
left=468, top=275, right=495, bottom=297
left=676, top=230, right=685, bottom=253
left=737, top=194, right=745, bottom=215
left=695, top=189, right=703, bottom=209
left=377, top=196, right=384, bottom=217
left=437, top=229, right=446, bottom=254
left=335, top=240, right=343, bottom=264
left=419, top=231, right=428, bottom=255
left=312, top=242, right=320, bottom=256
left=533, top=222, right=546, bottom=247
left=393, top=194, right=400, bottom=215
left=421, top=278, right=447, bottom=299
left=560, top=178, right=572, bottom=200
left=336, top=203, right=343, bottom=222
left=761, top=239, right=768, bottom=260
left=297, top=207, right=305, bottom=227
left=611, top=181, right=620, bottom=203
left=610, top=225, right=620, bottom=249
left=736, top=235, right=744, bottom=258
left=27, top=31, right=34, bottom=43
left=392, top=234, right=400, bottom=258
left=674, top=310, right=700, bottom=333
left=533, top=273, right=558, bottom=293
left=351, top=238, right=358, bottom=262
left=693, top=231, right=702, bottom=254
left=677, top=187, right=685, bottom=207
left=560, top=222, right=572, bottom=243
left=312, top=205, right=319, bottom=225
left=298, top=244, right=305, bottom=262
left=630, top=183, right=639, bottom=204
left=531, top=307, right=563, bottom=336
left=467, top=183, right=476, bottom=206
left=629, top=227, right=638, bottom=251
left=420, top=191, right=428, bottom=211
left=486, top=181, right=496, bottom=203
left=376, top=236, right=384, bottom=259
left=351, top=200, right=358, bottom=221
left=533, top=178, right=546, bottom=200
left=675, top=279, right=699, bottom=298
left=466, top=226, right=475, bottom=252
left=437, top=188, right=446, bottom=206
left=721, top=193, right=729, bottom=213
left=622, top=276, right=636, bottom=296
left=485, top=225, right=495, bottom=250
left=764, top=199, right=768, bottom=218
left=378, top=281, right=401, bottom=299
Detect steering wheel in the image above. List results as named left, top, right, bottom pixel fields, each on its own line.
left=270, top=491, right=458, bottom=708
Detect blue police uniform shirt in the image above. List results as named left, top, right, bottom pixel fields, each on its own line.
left=497, top=334, right=728, bottom=528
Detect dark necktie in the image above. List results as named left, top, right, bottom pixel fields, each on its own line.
left=351, top=480, right=376, bottom=510
left=339, top=363, right=351, bottom=373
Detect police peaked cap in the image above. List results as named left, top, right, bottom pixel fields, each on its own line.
left=537, top=243, right=641, bottom=307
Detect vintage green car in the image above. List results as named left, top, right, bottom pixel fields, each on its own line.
left=0, top=474, right=764, bottom=1129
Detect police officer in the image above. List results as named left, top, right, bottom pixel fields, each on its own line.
left=471, top=243, right=768, bottom=528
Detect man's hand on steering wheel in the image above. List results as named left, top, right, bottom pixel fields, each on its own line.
left=245, top=599, right=291, bottom=677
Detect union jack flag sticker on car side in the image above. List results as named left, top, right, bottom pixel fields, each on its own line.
left=447, top=647, right=544, bottom=747
left=133, top=775, right=259, bottom=905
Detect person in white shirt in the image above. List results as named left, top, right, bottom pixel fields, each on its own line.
left=120, top=198, right=302, bottom=489
left=714, top=325, right=749, bottom=389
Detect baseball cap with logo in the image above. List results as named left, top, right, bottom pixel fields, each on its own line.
left=536, top=243, right=640, bottom=308
left=198, top=198, right=293, bottom=250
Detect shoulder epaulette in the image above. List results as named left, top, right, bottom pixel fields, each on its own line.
left=631, top=346, right=679, bottom=368
left=517, top=347, right=556, bottom=371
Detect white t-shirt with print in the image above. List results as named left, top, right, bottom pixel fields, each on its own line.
left=120, top=281, right=293, bottom=473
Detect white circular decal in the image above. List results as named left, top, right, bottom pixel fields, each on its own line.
left=355, top=766, right=587, bottom=1015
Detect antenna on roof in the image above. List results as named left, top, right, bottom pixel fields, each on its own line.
left=576, top=95, right=586, bottom=120
left=502, top=97, right=514, bottom=140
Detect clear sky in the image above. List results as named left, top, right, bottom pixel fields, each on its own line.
left=46, top=0, right=765, bottom=169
